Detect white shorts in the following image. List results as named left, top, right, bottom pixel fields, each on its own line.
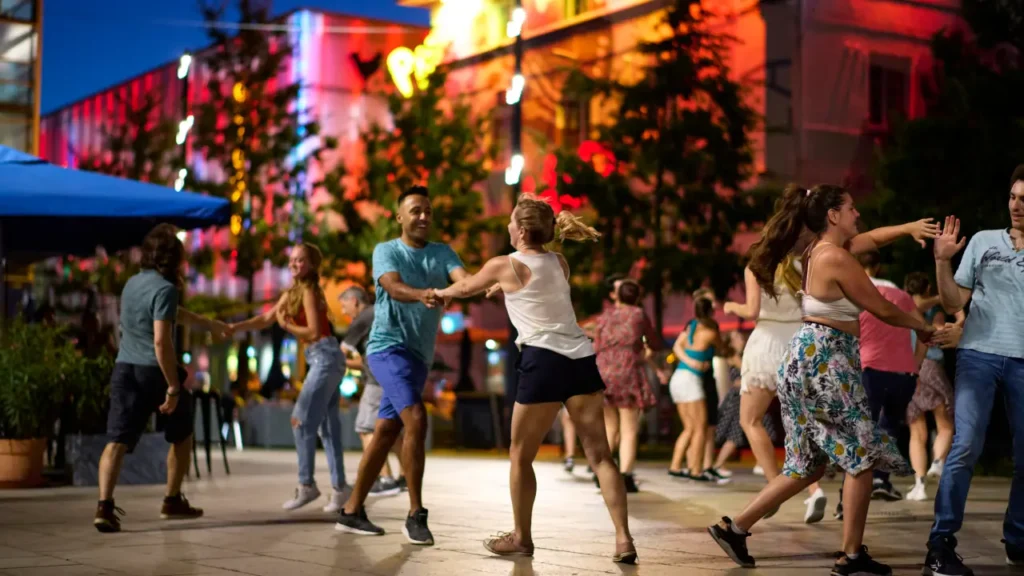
left=740, top=321, right=800, bottom=394
left=669, top=370, right=705, bottom=404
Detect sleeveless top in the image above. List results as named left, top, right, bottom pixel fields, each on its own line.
left=760, top=284, right=802, bottom=323
left=504, top=252, right=594, bottom=359
left=923, top=306, right=945, bottom=362
left=799, top=242, right=861, bottom=322
left=295, top=304, right=332, bottom=340
left=676, top=320, right=715, bottom=376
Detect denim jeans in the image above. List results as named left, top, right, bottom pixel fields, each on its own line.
left=861, top=368, right=916, bottom=484
left=293, top=337, right=346, bottom=489
left=929, top=348, right=1024, bottom=548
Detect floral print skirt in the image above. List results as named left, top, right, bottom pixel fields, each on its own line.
left=777, top=322, right=912, bottom=478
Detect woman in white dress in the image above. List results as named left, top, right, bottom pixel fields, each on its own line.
left=724, top=255, right=828, bottom=523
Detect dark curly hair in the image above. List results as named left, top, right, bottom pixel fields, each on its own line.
left=140, top=223, right=184, bottom=287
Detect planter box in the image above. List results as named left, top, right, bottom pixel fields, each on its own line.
left=65, top=433, right=167, bottom=487
left=0, top=438, right=46, bottom=488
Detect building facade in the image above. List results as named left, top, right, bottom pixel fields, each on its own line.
left=0, top=0, right=42, bottom=154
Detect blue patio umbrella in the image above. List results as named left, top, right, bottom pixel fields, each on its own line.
left=0, top=145, right=229, bottom=256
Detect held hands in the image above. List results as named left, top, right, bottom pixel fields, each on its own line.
left=934, top=215, right=967, bottom=261
left=211, top=320, right=234, bottom=341
left=930, top=322, right=963, bottom=349
left=915, top=323, right=936, bottom=346
left=906, top=218, right=940, bottom=248
left=420, top=288, right=445, bottom=309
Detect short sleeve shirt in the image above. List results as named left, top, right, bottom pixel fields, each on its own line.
left=116, top=270, right=178, bottom=366
left=342, top=305, right=378, bottom=387
left=859, top=278, right=918, bottom=374
left=954, top=230, right=1024, bottom=359
left=365, top=239, right=464, bottom=365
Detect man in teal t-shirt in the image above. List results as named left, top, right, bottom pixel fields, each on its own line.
left=925, top=166, right=1024, bottom=575
left=336, top=186, right=466, bottom=547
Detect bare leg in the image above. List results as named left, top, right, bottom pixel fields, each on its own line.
left=714, top=440, right=738, bottom=470
left=670, top=403, right=692, bottom=472
left=166, top=436, right=192, bottom=496
left=841, top=468, right=874, bottom=555
left=617, top=408, right=640, bottom=474
left=361, top=432, right=393, bottom=479
left=398, top=403, right=428, bottom=515
left=390, top=430, right=404, bottom=478
left=740, top=389, right=779, bottom=481
left=731, top=466, right=826, bottom=531
left=932, top=404, right=953, bottom=462
left=685, top=401, right=708, bottom=474
left=909, top=416, right=929, bottom=479
left=561, top=410, right=576, bottom=459
left=704, top=427, right=716, bottom=471
left=603, top=405, right=620, bottom=460
left=343, top=418, right=401, bottom=514
left=98, top=443, right=128, bottom=501
left=565, top=392, right=633, bottom=546
left=508, top=402, right=562, bottom=547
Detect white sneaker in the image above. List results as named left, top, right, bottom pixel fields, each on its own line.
left=322, top=485, right=353, bottom=513
left=927, top=459, right=944, bottom=478
left=907, top=482, right=927, bottom=501
left=752, top=465, right=765, bottom=476
left=803, top=488, right=827, bottom=524
left=283, top=484, right=321, bottom=511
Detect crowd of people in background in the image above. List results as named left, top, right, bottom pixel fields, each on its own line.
left=87, top=163, right=1024, bottom=576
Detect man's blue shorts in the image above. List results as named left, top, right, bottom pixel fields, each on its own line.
left=366, top=346, right=428, bottom=421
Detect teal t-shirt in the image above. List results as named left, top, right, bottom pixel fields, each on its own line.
left=954, top=229, right=1024, bottom=359
left=366, top=239, right=464, bottom=364
left=116, top=270, right=178, bottom=366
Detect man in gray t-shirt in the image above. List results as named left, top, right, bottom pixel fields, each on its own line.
left=924, top=166, right=1024, bottom=574
left=339, top=286, right=403, bottom=495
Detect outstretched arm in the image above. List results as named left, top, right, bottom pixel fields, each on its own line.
left=277, top=288, right=320, bottom=341
left=232, top=296, right=283, bottom=333
left=723, top=267, right=761, bottom=320
left=933, top=216, right=973, bottom=314
left=437, top=257, right=507, bottom=300
left=847, top=218, right=939, bottom=255
left=177, top=308, right=230, bottom=335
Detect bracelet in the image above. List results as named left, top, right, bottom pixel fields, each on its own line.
left=166, top=388, right=181, bottom=397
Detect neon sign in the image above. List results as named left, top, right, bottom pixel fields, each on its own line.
left=387, top=0, right=485, bottom=98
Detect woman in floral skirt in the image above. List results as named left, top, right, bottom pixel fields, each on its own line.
left=707, top=184, right=941, bottom=576
left=594, top=279, right=661, bottom=492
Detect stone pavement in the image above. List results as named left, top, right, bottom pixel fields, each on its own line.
left=0, top=450, right=1018, bottom=576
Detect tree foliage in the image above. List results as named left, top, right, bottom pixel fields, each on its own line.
left=551, top=0, right=768, bottom=329
left=865, top=0, right=1024, bottom=284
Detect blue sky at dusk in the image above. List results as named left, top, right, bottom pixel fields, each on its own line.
left=41, top=0, right=430, bottom=114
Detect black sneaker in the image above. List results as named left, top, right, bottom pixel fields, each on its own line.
left=94, top=500, right=124, bottom=533
left=1004, top=539, right=1024, bottom=566
left=871, top=479, right=903, bottom=501
left=335, top=507, right=385, bottom=536
left=368, top=477, right=401, bottom=497
left=668, top=469, right=691, bottom=479
left=404, top=508, right=434, bottom=545
left=564, top=457, right=575, bottom=473
left=923, top=536, right=973, bottom=576
left=834, top=499, right=844, bottom=520
left=397, top=476, right=408, bottom=492
left=831, top=546, right=890, bottom=575
left=704, top=469, right=732, bottom=485
left=707, top=517, right=755, bottom=568
left=623, top=473, right=639, bottom=494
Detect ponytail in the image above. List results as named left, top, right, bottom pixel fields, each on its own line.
left=749, top=184, right=807, bottom=298
left=555, top=210, right=601, bottom=243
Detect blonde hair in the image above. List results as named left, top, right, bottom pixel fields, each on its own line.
left=514, top=195, right=601, bottom=245
left=776, top=253, right=802, bottom=298
left=283, top=243, right=329, bottom=320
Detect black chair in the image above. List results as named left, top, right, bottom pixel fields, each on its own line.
left=191, top=389, right=230, bottom=478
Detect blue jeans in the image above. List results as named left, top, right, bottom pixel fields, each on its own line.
left=293, top=337, right=346, bottom=489
left=929, top=348, right=1024, bottom=548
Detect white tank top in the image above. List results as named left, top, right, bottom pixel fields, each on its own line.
left=799, top=242, right=862, bottom=322
left=504, top=252, right=595, bottom=359
left=760, top=284, right=802, bottom=323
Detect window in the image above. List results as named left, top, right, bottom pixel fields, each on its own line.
left=868, top=56, right=909, bottom=127
left=558, top=97, right=590, bottom=151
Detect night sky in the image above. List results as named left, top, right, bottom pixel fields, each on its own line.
left=41, top=0, right=430, bottom=114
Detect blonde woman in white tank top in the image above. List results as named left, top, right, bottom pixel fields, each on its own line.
left=436, top=195, right=638, bottom=565
left=725, top=259, right=828, bottom=524
left=709, top=184, right=942, bottom=575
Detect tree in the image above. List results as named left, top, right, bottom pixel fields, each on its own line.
left=865, top=0, right=1024, bottom=284
left=317, top=70, right=502, bottom=285
left=551, top=0, right=766, bottom=333
left=188, top=0, right=344, bottom=391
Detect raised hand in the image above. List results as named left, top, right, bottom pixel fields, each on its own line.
left=907, top=218, right=940, bottom=248
left=934, top=215, right=967, bottom=261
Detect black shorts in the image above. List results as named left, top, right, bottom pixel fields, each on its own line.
left=703, top=372, right=719, bottom=426
left=107, top=363, right=194, bottom=452
left=515, top=345, right=605, bottom=405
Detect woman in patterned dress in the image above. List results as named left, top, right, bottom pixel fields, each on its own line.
left=594, top=279, right=661, bottom=493
left=903, top=272, right=963, bottom=501
left=707, top=184, right=940, bottom=576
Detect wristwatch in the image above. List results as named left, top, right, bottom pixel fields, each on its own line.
left=167, top=388, right=181, bottom=397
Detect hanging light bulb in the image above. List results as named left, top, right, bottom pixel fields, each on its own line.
left=505, top=153, right=525, bottom=186
left=506, top=6, right=526, bottom=38
left=177, top=54, right=192, bottom=80
left=505, top=74, right=525, bottom=105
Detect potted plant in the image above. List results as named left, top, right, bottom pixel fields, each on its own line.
left=0, top=320, right=83, bottom=488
